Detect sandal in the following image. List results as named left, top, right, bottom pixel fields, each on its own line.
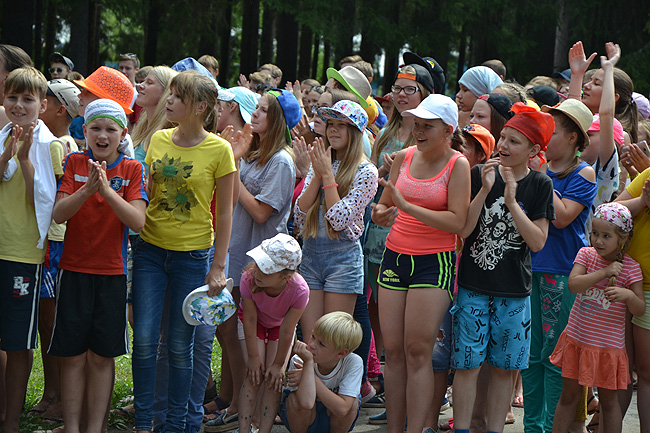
left=204, top=395, right=231, bottom=414
left=587, top=410, right=600, bottom=433
left=512, top=395, right=524, bottom=408
left=363, top=392, right=386, bottom=408
left=204, top=409, right=239, bottom=432
left=204, top=382, right=218, bottom=404
left=26, top=408, right=45, bottom=418
left=587, top=394, right=599, bottom=415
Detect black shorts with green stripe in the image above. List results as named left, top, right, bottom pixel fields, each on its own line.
left=377, top=247, right=455, bottom=297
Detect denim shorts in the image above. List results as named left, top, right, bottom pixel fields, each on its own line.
left=452, top=286, right=531, bottom=371
left=432, top=305, right=453, bottom=373
left=300, top=239, right=363, bottom=295
left=278, top=388, right=359, bottom=433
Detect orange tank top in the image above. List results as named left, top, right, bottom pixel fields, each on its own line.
left=385, top=147, right=463, bottom=255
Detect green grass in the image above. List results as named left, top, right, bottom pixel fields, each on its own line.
left=22, top=326, right=223, bottom=432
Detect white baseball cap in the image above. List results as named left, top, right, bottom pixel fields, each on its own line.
left=403, top=94, right=459, bottom=131
left=246, top=233, right=302, bottom=274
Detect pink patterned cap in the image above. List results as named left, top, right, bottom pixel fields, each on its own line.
left=593, top=202, right=633, bottom=233
left=246, top=233, right=302, bottom=274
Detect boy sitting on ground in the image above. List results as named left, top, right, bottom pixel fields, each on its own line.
left=281, top=311, right=363, bottom=433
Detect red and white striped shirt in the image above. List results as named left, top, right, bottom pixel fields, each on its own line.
left=566, top=247, right=643, bottom=349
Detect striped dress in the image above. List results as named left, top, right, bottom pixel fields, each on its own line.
left=550, top=247, right=642, bottom=389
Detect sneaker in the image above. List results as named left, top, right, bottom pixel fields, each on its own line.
left=360, top=379, right=376, bottom=405
left=439, top=396, right=451, bottom=413
left=363, top=392, right=385, bottom=408
left=422, top=428, right=438, bottom=433
left=368, top=410, right=387, bottom=425
left=204, top=410, right=239, bottom=432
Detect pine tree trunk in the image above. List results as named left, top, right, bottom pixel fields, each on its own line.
left=298, top=24, right=312, bottom=81
left=276, top=12, right=298, bottom=83
left=240, top=0, right=260, bottom=76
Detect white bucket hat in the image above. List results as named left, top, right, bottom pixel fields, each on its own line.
left=182, top=278, right=236, bottom=326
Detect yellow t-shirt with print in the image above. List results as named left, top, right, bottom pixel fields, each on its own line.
left=141, top=129, right=236, bottom=251
left=0, top=138, right=63, bottom=264
left=626, top=168, right=650, bottom=291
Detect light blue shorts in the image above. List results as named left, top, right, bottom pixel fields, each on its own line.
left=451, top=287, right=531, bottom=370
left=300, top=240, right=363, bottom=295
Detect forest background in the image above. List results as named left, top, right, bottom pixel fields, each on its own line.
left=2, top=0, right=650, bottom=96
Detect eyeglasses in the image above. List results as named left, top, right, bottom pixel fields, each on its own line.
left=392, top=85, right=420, bottom=95
left=48, top=67, right=66, bottom=74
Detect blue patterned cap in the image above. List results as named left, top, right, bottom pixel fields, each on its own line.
left=317, top=100, right=368, bottom=132
left=171, top=57, right=219, bottom=89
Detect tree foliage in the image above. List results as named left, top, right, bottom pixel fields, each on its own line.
left=1, top=0, right=650, bottom=94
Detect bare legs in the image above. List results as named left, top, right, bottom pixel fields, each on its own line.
left=379, top=287, right=450, bottom=433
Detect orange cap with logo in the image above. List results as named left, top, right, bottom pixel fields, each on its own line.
left=75, top=66, right=134, bottom=114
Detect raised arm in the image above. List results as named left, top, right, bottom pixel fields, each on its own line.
left=567, top=41, right=597, bottom=101
left=597, top=42, right=621, bottom=165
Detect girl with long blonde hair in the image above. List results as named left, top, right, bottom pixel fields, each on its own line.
left=294, top=100, right=378, bottom=341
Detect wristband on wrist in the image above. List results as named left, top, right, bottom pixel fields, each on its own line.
left=322, top=183, right=338, bottom=189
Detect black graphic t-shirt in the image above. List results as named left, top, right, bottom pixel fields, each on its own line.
left=458, top=165, right=554, bottom=298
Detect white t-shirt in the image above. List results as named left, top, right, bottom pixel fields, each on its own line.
left=288, top=352, right=363, bottom=399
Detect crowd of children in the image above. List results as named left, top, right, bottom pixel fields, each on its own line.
left=1, top=37, right=650, bottom=433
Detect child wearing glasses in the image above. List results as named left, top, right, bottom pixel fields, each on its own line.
left=48, top=52, right=74, bottom=80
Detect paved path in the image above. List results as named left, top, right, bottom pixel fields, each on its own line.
left=263, top=390, right=640, bottom=433
left=35, top=390, right=641, bottom=432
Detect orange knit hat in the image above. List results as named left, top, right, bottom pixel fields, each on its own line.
left=75, top=66, right=134, bottom=114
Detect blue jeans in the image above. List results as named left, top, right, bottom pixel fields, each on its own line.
left=353, top=290, right=371, bottom=381
left=153, top=245, right=226, bottom=433
left=132, top=239, right=209, bottom=432
left=153, top=312, right=216, bottom=433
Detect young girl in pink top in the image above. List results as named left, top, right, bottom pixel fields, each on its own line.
left=235, top=234, right=309, bottom=433
left=550, top=202, right=645, bottom=433
left=371, top=94, right=470, bottom=433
